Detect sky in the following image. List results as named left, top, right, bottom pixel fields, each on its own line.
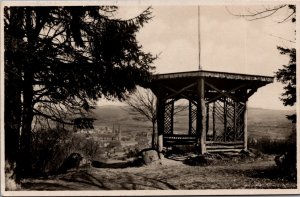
left=98, top=5, right=296, bottom=110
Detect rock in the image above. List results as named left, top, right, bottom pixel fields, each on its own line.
left=141, top=149, right=160, bottom=165
left=57, top=153, right=83, bottom=173
left=80, top=157, right=91, bottom=167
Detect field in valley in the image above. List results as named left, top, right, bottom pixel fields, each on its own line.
left=92, top=105, right=295, bottom=141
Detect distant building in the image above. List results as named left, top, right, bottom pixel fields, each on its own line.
left=94, top=125, right=113, bottom=134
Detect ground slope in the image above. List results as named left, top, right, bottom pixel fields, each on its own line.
left=21, top=156, right=296, bottom=190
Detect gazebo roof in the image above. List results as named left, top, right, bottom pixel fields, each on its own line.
left=153, top=70, right=274, bottom=82
left=150, top=70, right=274, bottom=101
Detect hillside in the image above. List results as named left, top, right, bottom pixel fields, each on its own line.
left=92, top=105, right=153, bottom=133
left=247, top=108, right=294, bottom=140
left=91, top=105, right=294, bottom=141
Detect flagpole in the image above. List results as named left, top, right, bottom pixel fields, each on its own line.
left=198, top=5, right=202, bottom=70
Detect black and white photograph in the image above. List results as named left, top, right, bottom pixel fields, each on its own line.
left=1, top=0, right=299, bottom=195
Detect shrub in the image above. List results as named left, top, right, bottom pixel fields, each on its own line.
left=249, top=126, right=296, bottom=181
left=31, top=127, right=71, bottom=175
left=31, top=127, right=104, bottom=175
left=248, top=125, right=296, bottom=155
left=248, top=137, right=288, bottom=155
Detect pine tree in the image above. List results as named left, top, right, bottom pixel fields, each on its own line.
left=4, top=6, right=155, bottom=181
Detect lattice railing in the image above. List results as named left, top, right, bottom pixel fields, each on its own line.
left=163, top=100, right=174, bottom=135
left=162, top=96, right=246, bottom=143
left=207, top=97, right=245, bottom=142
left=214, top=100, right=225, bottom=141
left=189, top=101, right=197, bottom=135
left=224, top=98, right=235, bottom=141
left=235, top=102, right=246, bottom=140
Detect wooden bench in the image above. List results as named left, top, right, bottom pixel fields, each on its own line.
left=163, top=135, right=198, bottom=146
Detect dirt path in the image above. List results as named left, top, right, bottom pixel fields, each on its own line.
left=21, top=156, right=296, bottom=190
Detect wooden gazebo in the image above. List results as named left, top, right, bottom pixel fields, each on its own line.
left=150, top=70, right=273, bottom=154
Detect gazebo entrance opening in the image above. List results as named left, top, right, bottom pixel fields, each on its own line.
left=150, top=70, right=273, bottom=154
left=172, top=99, right=189, bottom=135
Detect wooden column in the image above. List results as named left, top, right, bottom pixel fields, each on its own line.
left=156, top=97, right=165, bottom=153
left=243, top=101, right=248, bottom=150
left=196, top=78, right=206, bottom=154
left=206, top=104, right=209, bottom=140
left=170, top=100, right=174, bottom=135
left=212, top=102, right=216, bottom=141
left=188, top=100, right=192, bottom=135
left=233, top=102, right=237, bottom=141
left=223, top=98, right=227, bottom=142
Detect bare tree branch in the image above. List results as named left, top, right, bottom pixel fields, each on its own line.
left=278, top=11, right=295, bottom=23
left=125, top=87, right=157, bottom=148
left=263, top=32, right=295, bottom=43
left=225, top=5, right=293, bottom=22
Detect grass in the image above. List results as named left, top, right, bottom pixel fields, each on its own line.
left=248, top=137, right=289, bottom=155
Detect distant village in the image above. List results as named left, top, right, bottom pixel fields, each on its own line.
left=73, top=117, right=151, bottom=158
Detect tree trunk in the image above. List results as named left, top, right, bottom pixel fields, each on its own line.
left=16, top=67, right=34, bottom=180
left=16, top=9, right=36, bottom=179
left=5, top=60, right=22, bottom=185
left=4, top=13, right=24, bottom=184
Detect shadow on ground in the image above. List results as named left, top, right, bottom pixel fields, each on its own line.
left=20, top=156, right=296, bottom=190
left=91, top=160, right=131, bottom=169
left=249, top=165, right=297, bottom=182
left=21, top=169, right=177, bottom=190
left=21, top=182, right=73, bottom=190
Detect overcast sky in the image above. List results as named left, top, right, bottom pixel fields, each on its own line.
left=98, top=5, right=295, bottom=110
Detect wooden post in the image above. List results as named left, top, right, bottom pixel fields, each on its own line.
left=233, top=102, right=237, bottom=141
left=156, top=97, right=165, bottom=153
left=223, top=98, right=227, bottom=142
left=212, top=102, right=216, bottom=141
left=206, top=103, right=209, bottom=140
left=189, top=100, right=192, bottom=135
left=243, top=102, right=248, bottom=150
left=196, top=78, right=206, bottom=154
left=170, top=100, right=174, bottom=135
